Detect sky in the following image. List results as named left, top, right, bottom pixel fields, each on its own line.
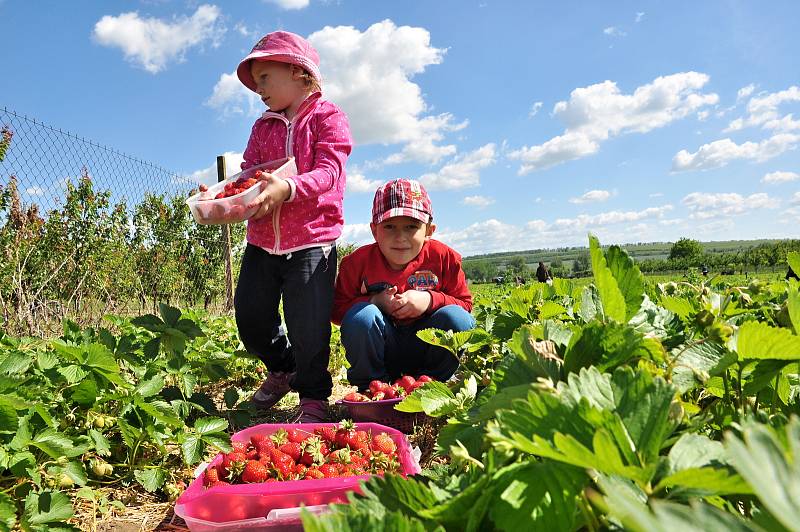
left=2, top=0, right=800, bottom=256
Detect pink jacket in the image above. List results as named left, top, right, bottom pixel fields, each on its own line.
left=241, top=92, right=352, bottom=254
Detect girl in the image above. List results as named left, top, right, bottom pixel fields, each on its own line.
left=234, top=31, right=352, bottom=422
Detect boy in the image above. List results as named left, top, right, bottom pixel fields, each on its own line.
left=332, top=179, right=475, bottom=391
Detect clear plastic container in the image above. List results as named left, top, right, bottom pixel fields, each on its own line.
left=187, top=157, right=297, bottom=225
left=173, top=422, right=421, bottom=531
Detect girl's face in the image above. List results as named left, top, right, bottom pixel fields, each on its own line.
left=250, top=60, right=309, bottom=118
left=370, top=216, right=436, bottom=271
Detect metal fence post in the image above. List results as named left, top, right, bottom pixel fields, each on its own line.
left=217, top=156, right=234, bottom=311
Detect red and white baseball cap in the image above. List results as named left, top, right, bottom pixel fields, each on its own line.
left=237, top=31, right=322, bottom=92
left=372, top=179, right=433, bottom=225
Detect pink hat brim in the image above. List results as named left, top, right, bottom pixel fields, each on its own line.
left=237, top=51, right=323, bottom=92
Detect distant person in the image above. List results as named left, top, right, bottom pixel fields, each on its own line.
left=233, top=31, right=353, bottom=423
left=788, top=266, right=799, bottom=281
left=536, top=261, right=552, bottom=283
left=333, top=179, right=475, bottom=391
left=701, top=264, right=709, bottom=276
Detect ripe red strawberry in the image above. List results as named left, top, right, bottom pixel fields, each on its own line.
left=241, top=460, right=270, bottom=483
left=231, top=440, right=249, bottom=454
left=383, top=386, right=397, bottom=399
left=368, top=380, right=385, bottom=396
left=255, top=440, right=275, bottom=460
left=314, top=426, right=337, bottom=445
left=397, top=375, right=416, bottom=392
left=246, top=449, right=258, bottom=460
left=305, top=467, right=324, bottom=479
left=344, top=392, right=368, bottom=402
left=294, top=463, right=308, bottom=477
left=203, top=466, right=220, bottom=486
left=300, top=436, right=328, bottom=466
left=372, top=433, right=397, bottom=455
left=287, top=428, right=309, bottom=444
left=327, top=448, right=353, bottom=465
left=254, top=170, right=264, bottom=179
left=335, top=420, right=356, bottom=449
left=279, top=442, right=303, bottom=462
left=417, top=375, right=433, bottom=383
left=208, top=480, right=230, bottom=488
left=371, top=391, right=385, bottom=401
left=270, top=429, right=289, bottom=447
left=250, top=433, right=268, bottom=447
left=319, top=463, right=339, bottom=478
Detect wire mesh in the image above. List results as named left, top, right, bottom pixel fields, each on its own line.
left=0, top=106, right=240, bottom=335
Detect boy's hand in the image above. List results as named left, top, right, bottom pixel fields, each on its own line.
left=249, top=173, right=291, bottom=220
left=390, top=290, right=432, bottom=320
left=370, top=286, right=402, bottom=314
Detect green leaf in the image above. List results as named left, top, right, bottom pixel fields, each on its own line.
left=159, top=304, right=181, bottom=327
left=578, top=285, right=604, bottom=322
left=134, top=375, right=164, bottom=398
left=0, top=352, right=33, bottom=375
left=130, top=314, right=164, bottom=332
left=176, top=318, right=204, bottom=339
left=181, top=435, right=204, bottom=465
left=202, top=435, right=232, bottom=454
left=57, top=365, right=89, bottom=384
left=395, top=382, right=457, bottom=417
left=134, top=468, right=166, bottom=493
left=195, top=417, right=227, bottom=435
left=788, top=285, right=800, bottom=334
left=606, top=245, right=645, bottom=322
left=224, top=387, right=240, bottom=409
left=734, top=321, right=800, bottom=360
left=670, top=342, right=737, bottom=393
left=538, top=301, right=566, bottom=320
left=0, top=396, right=19, bottom=433
left=89, top=429, right=111, bottom=457
left=564, top=321, right=662, bottom=376
left=507, top=326, right=563, bottom=383
left=31, top=429, right=80, bottom=458
left=658, top=296, right=695, bottom=321
left=70, top=378, right=98, bottom=406
left=787, top=251, right=800, bottom=278
left=0, top=492, right=16, bottom=531
left=590, top=234, right=627, bottom=323
left=725, top=417, right=800, bottom=531
left=22, top=490, right=73, bottom=526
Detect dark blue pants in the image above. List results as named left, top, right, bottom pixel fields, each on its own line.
left=234, top=243, right=336, bottom=400
left=340, top=303, right=476, bottom=391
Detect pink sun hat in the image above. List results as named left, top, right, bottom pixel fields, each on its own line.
left=237, top=31, right=322, bottom=92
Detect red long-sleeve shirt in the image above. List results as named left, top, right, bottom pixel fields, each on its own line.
left=332, top=239, right=473, bottom=325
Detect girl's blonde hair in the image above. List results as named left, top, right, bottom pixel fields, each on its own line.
left=291, top=64, right=321, bottom=93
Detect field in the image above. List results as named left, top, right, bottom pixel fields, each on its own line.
left=1, top=237, right=800, bottom=530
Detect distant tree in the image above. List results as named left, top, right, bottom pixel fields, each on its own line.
left=669, top=238, right=703, bottom=261
left=507, top=256, right=529, bottom=278
left=572, top=251, right=590, bottom=275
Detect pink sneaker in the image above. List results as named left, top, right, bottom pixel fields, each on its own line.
left=295, top=398, right=328, bottom=423
left=250, top=371, right=295, bottom=410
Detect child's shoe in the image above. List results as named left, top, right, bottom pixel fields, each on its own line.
left=295, top=398, right=328, bottom=423
left=250, top=371, right=295, bottom=410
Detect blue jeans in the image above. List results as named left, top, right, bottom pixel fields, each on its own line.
left=234, top=244, right=336, bottom=400
left=340, top=303, right=476, bottom=390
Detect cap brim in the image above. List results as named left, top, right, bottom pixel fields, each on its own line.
left=237, top=52, right=322, bottom=92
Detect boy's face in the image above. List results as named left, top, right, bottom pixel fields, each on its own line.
left=371, top=216, right=435, bottom=271
left=250, top=60, right=305, bottom=113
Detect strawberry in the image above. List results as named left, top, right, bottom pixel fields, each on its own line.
left=255, top=440, right=275, bottom=460
left=383, top=386, right=397, bottom=399
left=287, top=428, right=309, bottom=444
left=203, top=466, right=220, bottom=486
left=250, top=433, right=268, bottom=447
left=344, top=392, right=368, bottom=402
left=231, top=440, right=249, bottom=454
left=304, top=467, right=324, bottom=479
left=300, top=436, right=328, bottom=466
left=327, top=448, right=353, bottom=465
left=371, top=433, right=397, bottom=455
left=208, top=480, right=230, bottom=488
left=270, top=429, right=289, bottom=447
left=254, top=170, right=264, bottom=179
left=269, top=448, right=295, bottom=480
left=371, top=391, right=385, bottom=401
left=279, top=442, right=303, bottom=462
left=335, top=420, right=356, bottom=449
left=314, top=426, right=337, bottom=445
left=294, top=463, right=308, bottom=477
left=241, top=460, right=270, bottom=483
left=397, top=375, right=416, bottom=392
left=368, top=380, right=385, bottom=396
left=417, top=375, right=433, bottom=383
left=319, top=463, right=339, bottom=478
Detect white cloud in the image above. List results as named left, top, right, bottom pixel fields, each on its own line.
left=205, top=71, right=263, bottom=118
left=551, top=205, right=673, bottom=230
left=762, top=170, right=799, bottom=184
left=681, top=192, right=779, bottom=219
left=263, top=0, right=310, bottom=9
left=790, top=192, right=800, bottom=206
left=26, top=186, right=44, bottom=196
left=346, top=172, right=382, bottom=194
left=649, top=192, right=664, bottom=198
left=419, top=143, right=497, bottom=190
left=93, top=5, right=224, bottom=73
left=508, top=72, right=718, bottom=174
left=603, top=26, right=626, bottom=37
left=725, top=85, right=800, bottom=132
left=737, top=84, right=756, bottom=102
left=308, top=20, right=459, bottom=165
left=341, top=223, right=373, bottom=246
left=529, top=101, right=543, bottom=118
left=187, top=152, right=244, bottom=186
left=672, top=133, right=800, bottom=172
left=568, top=189, right=612, bottom=204
left=462, top=195, right=495, bottom=208
left=235, top=23, right=258, bottom=38
left=635, top=12, right=645, bottom=23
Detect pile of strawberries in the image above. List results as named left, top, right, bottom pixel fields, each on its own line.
left=343, top=375, right=433, bottom=402
left=197, top=169, right=265, bottom=201
left=203, top=421, right=401, bottom=487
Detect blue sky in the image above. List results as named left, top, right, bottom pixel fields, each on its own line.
left=2, top=0, right=800, bottom=256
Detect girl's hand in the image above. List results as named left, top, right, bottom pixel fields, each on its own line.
left=390, top=290, right=432, bottom=320
left=370, top=286, right=401, bottom=314
left=249, top=173, right=291, bottom=220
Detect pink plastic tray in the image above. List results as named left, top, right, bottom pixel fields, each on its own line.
left=187, top=157, right=296, bottom=225
left=174, top=422, right=420, bottom=531
left=337, top=398, right=428, bottom=434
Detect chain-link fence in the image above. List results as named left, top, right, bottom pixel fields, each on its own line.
left=0, top=106, right=243, bottom=335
